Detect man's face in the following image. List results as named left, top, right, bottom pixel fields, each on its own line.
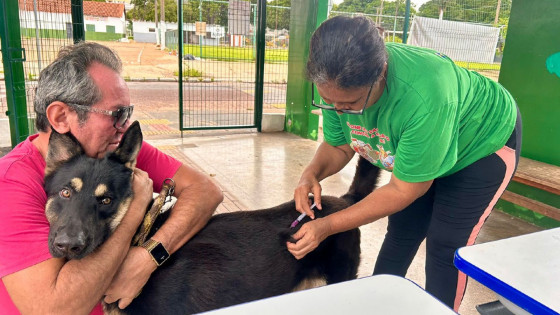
left=70, top=62, right=132, bottom=159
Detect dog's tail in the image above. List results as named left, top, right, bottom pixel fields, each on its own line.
left=340, top=156, right=380, bottom=205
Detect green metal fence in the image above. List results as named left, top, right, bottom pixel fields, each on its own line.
left=330, top=0, right=511, bottom=81
left=172, top=0, right=288, bottom=131
left=0, top=0, right=74, bottom=139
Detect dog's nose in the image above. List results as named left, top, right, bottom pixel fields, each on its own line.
left=54, top=232, right=86, bottom=256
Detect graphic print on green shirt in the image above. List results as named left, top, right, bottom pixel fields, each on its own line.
left=347, top=124, right=394, bottom=170
left=322, top=43, right=516, bottom=183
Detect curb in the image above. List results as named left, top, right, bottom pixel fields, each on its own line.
left=125, top=77, right=178, bottom=82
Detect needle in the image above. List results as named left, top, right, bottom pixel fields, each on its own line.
left=290, top=203, right=316, bottom=228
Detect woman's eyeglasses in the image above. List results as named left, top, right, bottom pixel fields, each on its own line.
left=67, top=103, right=134, bottom=129
left=311, top=77, right=379, bottom=115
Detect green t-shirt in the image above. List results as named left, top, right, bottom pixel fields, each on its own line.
left=323, top=43, right=517, bottom=182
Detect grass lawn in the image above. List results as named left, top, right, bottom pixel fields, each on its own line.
left=455, top=60, right=501, bottom=71
left=182, top=44, right=498, bottom=70
left=183, top=44, right=288, bottom=62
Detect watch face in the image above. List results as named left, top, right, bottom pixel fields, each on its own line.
left=151, top=243, right=170, bottom=265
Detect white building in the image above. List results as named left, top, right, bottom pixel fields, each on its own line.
left=18, top=0, right=126, bottom=40
left=132, top=21, right=225, bottom=46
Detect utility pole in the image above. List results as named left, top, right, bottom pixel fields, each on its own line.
left=494, top=0, right=502, bottom=25
left=160, top=0, right=165, bottom=49
left=376, top=0, right=384, bottom=26
left=155, top=0, right=159, bottom=45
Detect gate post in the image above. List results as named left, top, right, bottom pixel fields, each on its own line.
left=71, top=0, right=86, bottom=43
left=284, top=0, right=328, bottom=140
left=254, top=0, right=267, bottom=132
left=0, top=0, right=30, bottom=146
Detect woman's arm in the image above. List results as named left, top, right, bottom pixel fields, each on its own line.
left=288, top=173, right=433, bottom=259
left=294, top=142, right=355, bottom=218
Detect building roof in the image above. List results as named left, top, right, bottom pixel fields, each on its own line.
left=84, top=1, right=125, bottom=18
left=18, top=0, right=125, bottom=18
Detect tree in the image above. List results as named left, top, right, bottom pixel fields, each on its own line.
left=127, top=0, right=178, bottom=22
left=181, top=0, right=228, bottom=26
left=416, top=0, right=511, bottom=24
left=333, top=0, right=379, bottom=14
left=331, top=0, right=417, bottom=38
left=267, top=0, right=290, bottom=30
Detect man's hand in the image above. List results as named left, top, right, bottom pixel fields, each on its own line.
left=103, top=169, right=154, bottom=309
left=286, top=218, right=332, bottom=260
left=123, top=169, right=153, bottom=227
left=104, top=246, right=156, bottom=309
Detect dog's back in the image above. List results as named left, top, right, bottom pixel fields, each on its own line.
left=121, top=157, right=380, bottom=314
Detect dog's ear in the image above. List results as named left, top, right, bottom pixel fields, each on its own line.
left=112, top=120, right=143, bottom=169
left=45, top=129, right=84, bottom=176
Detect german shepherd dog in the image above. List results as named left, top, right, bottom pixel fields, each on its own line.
left=44, top=121, right=380, bottom=314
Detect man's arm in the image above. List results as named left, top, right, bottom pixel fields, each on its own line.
left=2, top=169, right=152, bottom=315
left=150, top=164, right=223, bottom=253
left=104, top=164, right=223, bottom=308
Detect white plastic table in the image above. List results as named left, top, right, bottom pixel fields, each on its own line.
left=454, top=228, right=560, bottom=315
left=200, top=274, right=457, bottom=314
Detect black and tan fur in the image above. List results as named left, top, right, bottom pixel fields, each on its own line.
left=44, top=121, right=380, bottom=314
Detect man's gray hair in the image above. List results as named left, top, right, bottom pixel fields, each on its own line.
left=34, top=41, right=122, bottom=132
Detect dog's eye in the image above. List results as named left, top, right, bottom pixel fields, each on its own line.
left=101, top=197, right=112, bottom=205
left=59, top=188, right=71, bottom=199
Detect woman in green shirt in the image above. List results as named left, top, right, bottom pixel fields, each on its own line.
left=287, top=15, right=521, bottom=311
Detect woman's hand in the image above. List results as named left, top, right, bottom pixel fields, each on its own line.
left=286, top=218, right=332, bottom=259
left=294, top=172, right=323, bottom=219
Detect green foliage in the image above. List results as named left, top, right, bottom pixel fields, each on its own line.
left=496, top=16, right=509, bottom=54
left=127, top=0, right=178, bottom=22
left=333, top=0, right=417, bottom=17
left=267, top=0, right=290, bottom=30
left=331, top=0, right=416, bottom=33
left=416, top=0, right=511, bottom=25
left=182, top=0, right=228, bottom=26
left=174, top=66, right=203, bottom=77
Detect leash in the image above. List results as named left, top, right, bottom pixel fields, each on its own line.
left=132, top=178, right=176, bottom=246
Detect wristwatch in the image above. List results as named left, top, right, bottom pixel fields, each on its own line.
left=140, top=239, right=170, bottom=266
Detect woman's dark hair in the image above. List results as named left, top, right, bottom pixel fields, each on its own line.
left=306, top=15, right=387, bottom=89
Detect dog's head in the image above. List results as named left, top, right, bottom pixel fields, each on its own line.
left=44, top=121, right=143, bottom=259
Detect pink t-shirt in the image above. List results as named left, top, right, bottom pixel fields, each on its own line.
left=0, top=134, right=181, bottom=314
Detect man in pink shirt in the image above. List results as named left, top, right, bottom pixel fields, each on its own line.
left=0, top=42, right=223, bottom=314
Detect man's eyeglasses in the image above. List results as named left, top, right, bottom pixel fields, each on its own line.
left=67, top=103, right=134, bottom=129
left=311, top=78, right=377, bottom=115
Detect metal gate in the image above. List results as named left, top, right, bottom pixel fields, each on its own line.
left=0, top=0, right=77, bottom=147
left=173, top=0, right=289, bottom=131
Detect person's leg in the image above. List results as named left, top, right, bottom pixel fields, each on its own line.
left=425, top=113, right=521, bottom=310
left=373, top=185, right=435, bottom=276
